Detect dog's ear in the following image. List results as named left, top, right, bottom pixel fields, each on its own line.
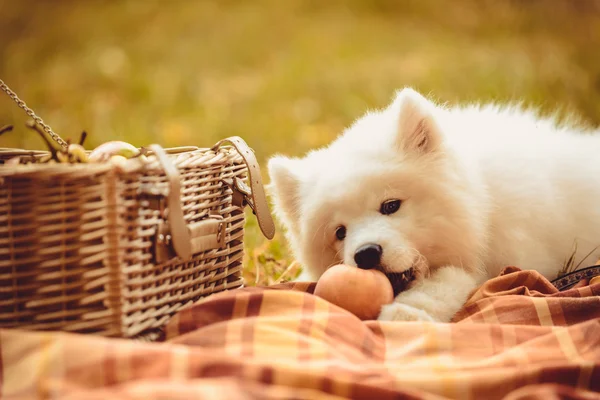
left=267, top=156, right=302, bottom=226
left=394, top=88, right=442, bottom=155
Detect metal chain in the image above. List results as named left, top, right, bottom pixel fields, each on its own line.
left=0, top=78, right=68, bottom=149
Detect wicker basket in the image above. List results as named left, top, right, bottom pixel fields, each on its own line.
left=0, top=137, right=275, bottom=338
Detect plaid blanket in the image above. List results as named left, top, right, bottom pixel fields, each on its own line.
left=2, top=267, right=600, bottom=400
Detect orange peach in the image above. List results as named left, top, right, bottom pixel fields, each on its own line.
left=314, top=264, right=394, bottom=320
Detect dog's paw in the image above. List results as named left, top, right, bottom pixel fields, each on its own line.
left=377, top=303, right=437, bottom=322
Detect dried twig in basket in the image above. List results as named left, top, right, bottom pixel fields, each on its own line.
left=79, top=131, right=87, bottom=146
left=25, top=120, right=59, bottom=161
left=0, top=124, right=13, bottom=135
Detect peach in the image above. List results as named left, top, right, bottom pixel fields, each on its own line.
left=314, top=264, right=394, bottom=320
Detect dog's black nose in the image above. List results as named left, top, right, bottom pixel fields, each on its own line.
left=354, top=244, right=382, bottom=270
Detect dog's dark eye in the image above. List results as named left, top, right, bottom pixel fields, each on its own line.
left=335, top=226, right=346, bottom=241
left=380, top=199, right=401, bottom=215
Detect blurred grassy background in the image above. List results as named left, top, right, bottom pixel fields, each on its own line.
left=1, top=0, right=600, bottom=284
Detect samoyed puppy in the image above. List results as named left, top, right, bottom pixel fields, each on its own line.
left=267, top=88, right=600, bottom=322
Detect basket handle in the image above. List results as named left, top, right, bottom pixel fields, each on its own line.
left=212, top=136, right=275, bottom=240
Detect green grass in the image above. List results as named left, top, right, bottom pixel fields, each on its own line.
left=1, top=0, right=600, bottom=284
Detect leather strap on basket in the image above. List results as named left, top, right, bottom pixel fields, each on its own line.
left=148, top=144, right=194, bottom=260
left=149, top=144, right=228, bottom=263
left=212, top=136, right=275, bottom=240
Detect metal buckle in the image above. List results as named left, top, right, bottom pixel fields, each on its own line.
left=222, top=177, right=255, bottom=213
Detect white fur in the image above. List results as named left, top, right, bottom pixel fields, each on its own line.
left=268, top=88, right=600, bottom=322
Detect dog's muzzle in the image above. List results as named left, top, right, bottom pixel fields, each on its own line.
left=353, top=243, right=415, bottom=296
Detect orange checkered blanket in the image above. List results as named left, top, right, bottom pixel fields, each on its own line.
left=2, top=267, right=600, bottom=399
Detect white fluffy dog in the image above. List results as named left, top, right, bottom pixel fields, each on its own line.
left=267, top=88, right=600, bottom=322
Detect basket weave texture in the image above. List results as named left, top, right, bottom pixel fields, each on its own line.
left=0, top=144, right=256, bottom=337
